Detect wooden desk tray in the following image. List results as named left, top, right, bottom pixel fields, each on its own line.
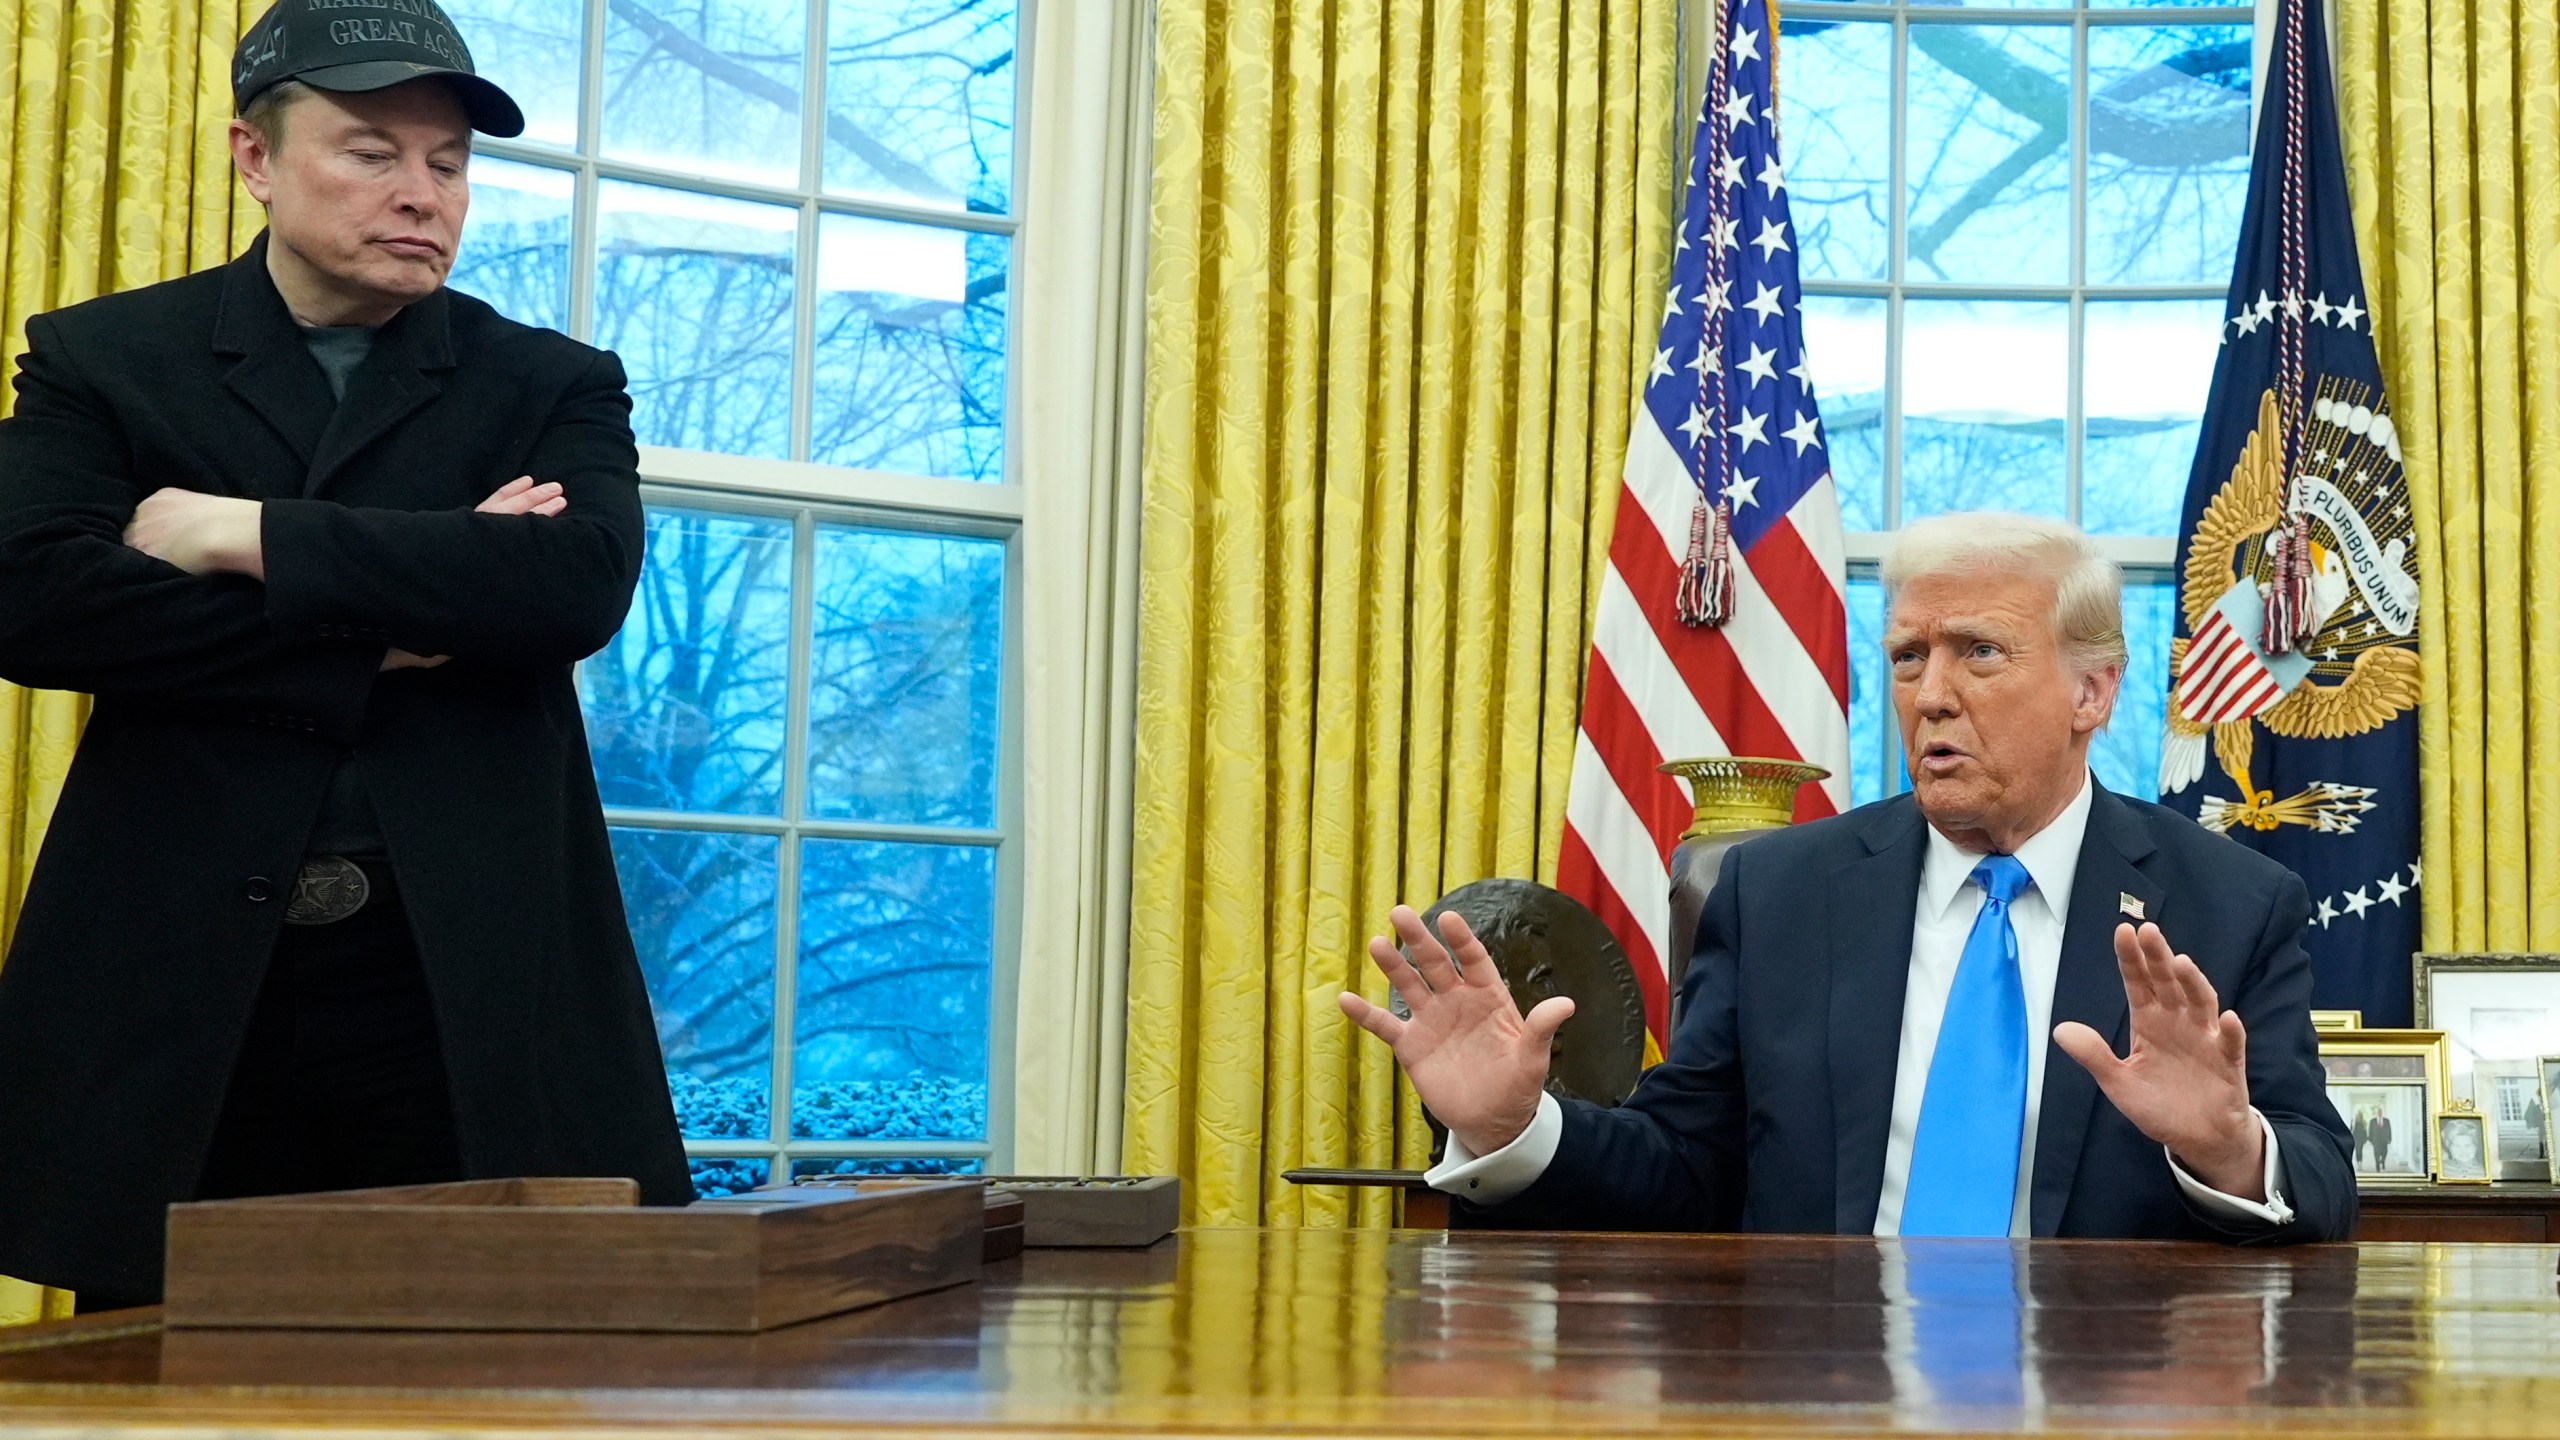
left=803, top=1174, right=1178, bottom=1248
left=163, top=1177, right=982, bottom=1333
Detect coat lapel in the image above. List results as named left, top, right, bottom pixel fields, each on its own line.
left=2027, top=783, right=2160, bottom=1236
left=213, top=235, right=334, bottom=487
left=304, top=287, right=455, bottom=498
left=1829, top=797, right=1927, bottom=1234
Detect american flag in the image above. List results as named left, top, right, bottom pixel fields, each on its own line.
left=1556, top=0, right=1850, bottom=1043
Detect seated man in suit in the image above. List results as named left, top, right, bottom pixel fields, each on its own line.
left=1343, top=511, right=2355, bottom=1242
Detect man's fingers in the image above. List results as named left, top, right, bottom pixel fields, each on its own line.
left=2170, top=948, right=2220, bottom=1020
left=2053, top=1020, right=2124, bottom=1082
left=2112, top=924, right=2159, bottom=1010
left=1434, top=911, right=1501, bottom=989
left=1392, top=906, right=1460, bottom=992
left=532, top=496, right=568, bottom=516
left=1339, top=992, right=1406, bottom=1047
left=1522, top=995, right=1576, bottom=1047
left=2216, top=1009, right=2248, bottom=1067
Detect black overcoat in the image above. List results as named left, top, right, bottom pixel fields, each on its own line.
left=0, top=234, right=694, bottom=1299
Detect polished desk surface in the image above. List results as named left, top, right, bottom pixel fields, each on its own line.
left=3, top=1228, right=2559, bottom=1437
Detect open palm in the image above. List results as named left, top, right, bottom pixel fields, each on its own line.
left=1339, top=906, right=1573, bottom=1157
left=2053, top=921, right=2264, bottom=1198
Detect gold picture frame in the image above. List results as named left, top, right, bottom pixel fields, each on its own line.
left=2319, top=1029, right=2444, bottom=1185
left=2311, top=1010, right=2365, bottom=1032
left=2432, top=1100, right=2495, bottom=1185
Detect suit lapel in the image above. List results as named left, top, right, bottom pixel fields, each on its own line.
left=304, top=288, right=455, bottom=498
left=2028, top=783, right=2160, bottom=1236
left=214, top=235, right=333, bottom=487
left=1829, top=797, right=1927, bottom=1234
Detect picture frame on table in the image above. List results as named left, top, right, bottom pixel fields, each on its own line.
left=2542, top=1055, right=2560, bottom=1182
left=2310, top=1010, right=2365, bottom=1032
left=2318, top=1031, right=2446, bottom=1185
left=2414, top=953, right=2560, bottom=1179
left=2474, top=1058, right=2551, bottom=1182
left=2432, top=1104, right=2495, bottom=1185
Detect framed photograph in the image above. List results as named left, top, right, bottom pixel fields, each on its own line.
left=2413, top=954, right=2560, bottom=1125
left=2327, top=1079, right=2430, bottom=1181
left=2432, top=1106, right=2495, bottom=1184
left=2311, top=1010, right=2365, bottom=1032
left=2318, top=1029, right=2448, bottom=1097
left=2474, top=1059, right=2550, bottom=1181
left=2541, top=1055, right=2560, bottom=1183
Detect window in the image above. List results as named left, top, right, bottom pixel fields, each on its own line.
left=443, top=0, right=1025, bottom=1192
left=1771, top=0, right=2256, bottom=807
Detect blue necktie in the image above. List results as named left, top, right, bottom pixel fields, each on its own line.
left=1902, top=854, right=2032, bottom=1238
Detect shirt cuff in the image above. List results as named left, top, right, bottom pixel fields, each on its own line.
left=2165, top=1108, right=2295, bottom=1226
left=1425, top=1092, right=1565, bottom=1206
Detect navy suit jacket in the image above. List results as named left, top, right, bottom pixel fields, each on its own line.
left=1467, top=784, right=2357, bottom=1243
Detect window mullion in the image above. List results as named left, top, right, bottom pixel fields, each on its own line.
left=767, top=510, right=820, bottom=1181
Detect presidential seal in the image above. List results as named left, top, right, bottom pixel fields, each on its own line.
left=2161, top=384, right=2420, bottom=835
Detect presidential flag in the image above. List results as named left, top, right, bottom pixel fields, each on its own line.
left=1557, top=0, right=1850, bottom=1044
left=2160, top=0, right=2418, bottom=1025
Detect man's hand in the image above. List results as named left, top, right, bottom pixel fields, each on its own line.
left=1339, top=906, right=1573, bottom=1158
left=380, top=648, right=448, bottom=672
left=478, top=476, right=566, bottom=517
left=2053, top=922, right=2265, bottom=1199
left=124, top=490, right=264, bottom=578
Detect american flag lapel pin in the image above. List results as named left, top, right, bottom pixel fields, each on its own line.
left=2120, top=893, right=2146, bottom=921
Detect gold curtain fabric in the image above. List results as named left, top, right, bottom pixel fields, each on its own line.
left=0, top=0, right=260, bottom=1325
left=1125, top=0, right=1679, bottom=1226
left=2335, top=0, right=2560, bottom=951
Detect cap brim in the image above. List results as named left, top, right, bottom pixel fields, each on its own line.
left=295, top=61, right=526, bottom=139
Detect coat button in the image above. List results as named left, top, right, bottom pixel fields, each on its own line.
left=243, top=877, right=274, bottom=903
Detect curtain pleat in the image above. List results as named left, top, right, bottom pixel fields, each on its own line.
left=1126, top=0, right=1679, bottom=1226
left=2336, top=0, right=2560, bottom=951
left=0, top=0, right=255, bottom=1324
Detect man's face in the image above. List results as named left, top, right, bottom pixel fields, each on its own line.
left=1885, top=566, right=2118, bottom=846
left=234, top=82, right=472, bottom=311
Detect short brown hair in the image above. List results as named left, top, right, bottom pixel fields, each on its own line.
left=239, top=78, right=314, bottom=152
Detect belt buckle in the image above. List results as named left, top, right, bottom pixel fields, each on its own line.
left=284, top=855, right=371, bottom=926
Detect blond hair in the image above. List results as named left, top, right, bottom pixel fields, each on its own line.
left=1882, top=511, right=2128, bottom=679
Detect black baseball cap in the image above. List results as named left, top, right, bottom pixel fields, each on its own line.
left=233, top=0, right=525, bottom=138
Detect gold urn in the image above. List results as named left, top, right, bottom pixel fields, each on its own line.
left=1656, top=757, right=1833, bottom=839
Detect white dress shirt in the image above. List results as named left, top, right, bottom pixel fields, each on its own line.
left=1429, top=771, right=2296, bottom=1232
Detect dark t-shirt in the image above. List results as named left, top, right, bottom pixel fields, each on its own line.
left=299, top=323, right=387, bottom=860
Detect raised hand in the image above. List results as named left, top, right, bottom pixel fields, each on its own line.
left=477, top=476, right=566, bottom=516
left=1338, top=905, right=1573, bottom=1157
left=2053, top=922, right=2264, bottom=1199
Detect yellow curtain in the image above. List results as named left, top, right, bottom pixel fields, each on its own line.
left=1125, top=0, right=1679, bottom=1226
left=2335, top=0, right=2560, bottom=950
left=0, top=0, right=263, bottom=1324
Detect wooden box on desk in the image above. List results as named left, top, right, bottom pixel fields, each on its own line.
left=163, top=1177, right=983, bottom=1332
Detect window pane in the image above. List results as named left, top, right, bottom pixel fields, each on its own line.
left=792, top=1157, right=984, bottom=1179
left=809, top=217, right=1009, bottom=481
left=594, top=182, right=797, bottom=459
left=1777, top=19, right=1891, bottom=281
left=793, top=839, right=993, bottom=1142
left=1905, top=24, right=2072, bottom=284
left=1847, top=573, right=1888, bottom=809
left=613, top=826, right=779, bottom=1141
left=2089, top=576, right=2175, bottom=802
left=2081, top=299, right=2221, bottom=537
left=807, top=526, right=1004, bottom=826
left=601, top=0, right=806, bottom=186
left=690, top=1158, right=772, bottom=1196
left=825, top=0, right=1017, bottom=213
left=451, top=157, right=573, bottom=332
left=583, top=507, right=794, bottom=815
left=2086, top=25, right=2252, bottom=285
left=1900, top=299, right=2067, bottom=520
left=443, top=0, right=582, bottom=147
left=1799, top=294, right=1886, bottom=529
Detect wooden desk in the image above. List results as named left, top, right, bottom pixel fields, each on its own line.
left=2359, top=1183, right=2560, bottom=1243
left=3, top=1230, right=2558, bottom=1437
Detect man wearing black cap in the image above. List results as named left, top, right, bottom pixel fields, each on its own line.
left=0, top=0, right=693, bottom=1309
